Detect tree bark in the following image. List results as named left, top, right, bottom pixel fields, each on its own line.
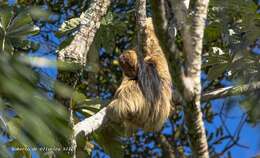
left=74, top=107, right=108, bottom=136
left=58, top=0, right=111, bottom=65
left=136, top=0, right=147, bottom=59
left=180, top=0, right=210, bottom=157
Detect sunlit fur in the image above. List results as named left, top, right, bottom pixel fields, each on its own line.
left=107, top=18, right=172, bottom=132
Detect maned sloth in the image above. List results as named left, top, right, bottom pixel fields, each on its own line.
left=107, top=18, right=172, bottom=132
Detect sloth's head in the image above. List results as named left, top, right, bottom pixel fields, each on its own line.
left=119, top=50, right=138, bottom=79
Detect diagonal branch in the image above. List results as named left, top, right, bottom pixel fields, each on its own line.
left=74, top=107, right=108, bottom=136
left=202, top=81, right=260, bottom=101
left=58, top=0, right=111, bottom=66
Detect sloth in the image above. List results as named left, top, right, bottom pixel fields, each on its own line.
left=107, top=18, right=172, bottom=132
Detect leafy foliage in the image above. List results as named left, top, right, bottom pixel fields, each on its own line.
left=203, top=0, right=260, bottom=125
left=0, top=54, right=72, bottom=158
left=0, top=6, right=40, bottom=54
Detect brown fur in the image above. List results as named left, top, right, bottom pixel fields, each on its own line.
left=118, top=50, right=138, bottom=79
left=107, top=18, right=172, bottom=132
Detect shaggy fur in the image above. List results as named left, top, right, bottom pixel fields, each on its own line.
left=107, top=18, right=172, bottom=132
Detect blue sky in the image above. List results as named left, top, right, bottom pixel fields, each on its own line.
left=210, top=99, right=260, bottom=157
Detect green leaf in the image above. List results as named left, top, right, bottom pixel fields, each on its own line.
left=11, top=38, right=39, bottom=51
left=95, top=25, right=115, bottom=54
left=0, top=6, right=40, bottom=54
left=77, top=98, right=102, bottom=117
left=203, top=54, right=229, bottom=68
left=87, top=42, right=100, bottom=73
left=101, top=11, right=114, bottom=25
left=0, top=7, right=14, bottom=30
left=80, top=109, right=96, bottom=116
left=72, top=91, right=87, bottom=104
left=7, top=24, right=40, bottom=38
left=204, top=23, right=221, bottom=42
left=93, top=126, right=124, bottom=158
left=56, top=17, right=81, bottom=37
left=7, top=11, right=33, bottom=32
left=208, top=63, right=229, bottom=81
left=54, top=82, right=74, bottom=99
left=3, top=38, right=14, bottom=54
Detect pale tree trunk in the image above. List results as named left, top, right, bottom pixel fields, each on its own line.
left=151, top=0, right=210, bottom=157
left=182, top=1, right=209, bottom=157
left=55, top=0, right=111, bottom=157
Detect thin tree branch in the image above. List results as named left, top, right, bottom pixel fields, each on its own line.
left=202, top=81, right=260, bottom=101
left=213, top=108, right=249, bottom=157
left=157, top=135, right=176, bottom=158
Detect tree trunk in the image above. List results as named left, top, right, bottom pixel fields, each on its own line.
left=151, top=0, right=210, bottom=157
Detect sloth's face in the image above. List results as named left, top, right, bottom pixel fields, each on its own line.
left=119, top=50, right=138, bottom=79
